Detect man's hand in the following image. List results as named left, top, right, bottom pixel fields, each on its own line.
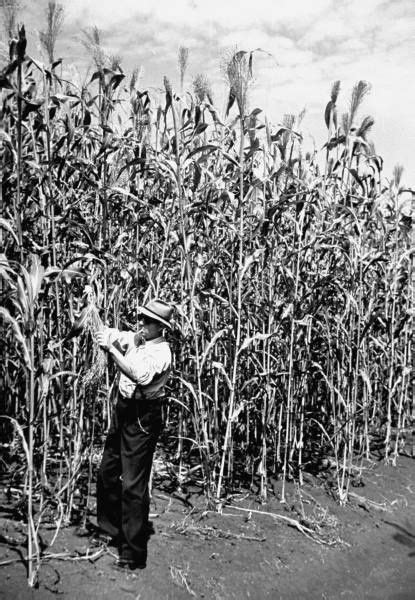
left=95, top=330, right=111, bottom=351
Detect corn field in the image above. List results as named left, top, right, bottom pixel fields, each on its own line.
left=0, top=21, right=414, bottom=587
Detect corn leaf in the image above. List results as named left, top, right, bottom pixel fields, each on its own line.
left=0, top=307, right=33, bottom=370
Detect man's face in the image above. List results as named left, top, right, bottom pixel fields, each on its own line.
left=139, top=315, right=163, bottom=340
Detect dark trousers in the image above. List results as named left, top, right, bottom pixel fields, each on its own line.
left=97, top=393, right=163, bottom=560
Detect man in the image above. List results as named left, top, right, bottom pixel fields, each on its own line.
left=94, top=298, right=173, bottom=570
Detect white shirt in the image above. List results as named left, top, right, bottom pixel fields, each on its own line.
left=104, top=328, right=172, bottom=400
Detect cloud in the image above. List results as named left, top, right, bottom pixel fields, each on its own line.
left=137, top=0, right=333, bottom=30
left=15, top=0, right=415, bottom=184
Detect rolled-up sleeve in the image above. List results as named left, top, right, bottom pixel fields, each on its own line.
left=124, top=348, right=170, bottom=386
left=117, top=337, right=172, bottom=399
left=104, top=327, right=134, bottom=351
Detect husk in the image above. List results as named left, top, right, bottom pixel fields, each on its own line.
left=79, top=303, right=107, bottom=391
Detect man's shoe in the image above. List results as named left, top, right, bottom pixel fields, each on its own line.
left=114, top=556, right=146, bottom=571
left=116, top=546, right=147, bottom=571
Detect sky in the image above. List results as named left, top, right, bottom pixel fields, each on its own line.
left=7, top=0, right=415, bottom=187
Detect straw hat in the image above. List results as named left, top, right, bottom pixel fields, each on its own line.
left=138, top=299, right=173, bottom=329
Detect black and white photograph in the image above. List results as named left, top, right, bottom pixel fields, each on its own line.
left=0, top=0, right=414, bottom=597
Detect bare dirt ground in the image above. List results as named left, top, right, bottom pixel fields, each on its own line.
left=1, top=454, right=414, bottom=600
